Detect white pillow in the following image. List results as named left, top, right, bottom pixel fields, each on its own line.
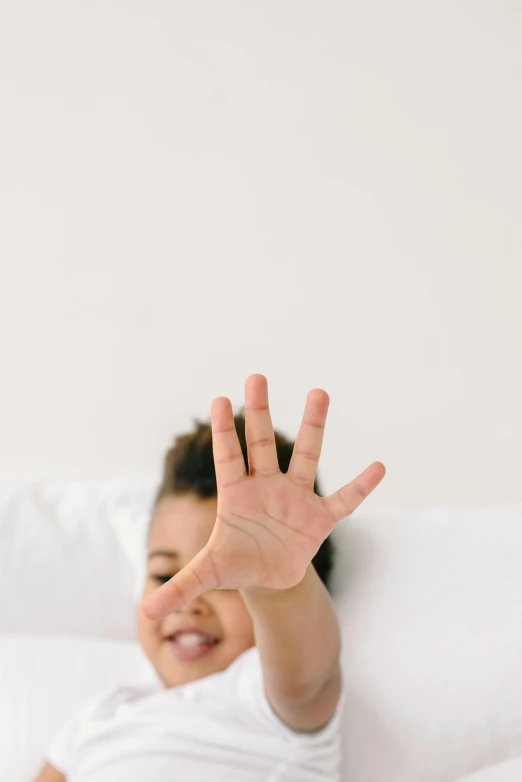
left=0, top=635, right=156, bottom=782
left=0, top=478, right=157, bottom=638
left=331, top=504, right=522, bottom=782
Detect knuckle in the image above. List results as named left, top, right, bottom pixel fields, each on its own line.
left=293, top=450, right=319, bottom=462
left=247, top=437, right=275, bottom=448
left=216, top=451, right=244, bottom=464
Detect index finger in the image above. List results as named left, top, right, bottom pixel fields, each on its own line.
left=211, top=396, right=247, bottom=488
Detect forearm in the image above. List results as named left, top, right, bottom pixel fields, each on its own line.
left=240, top=563, right=341, bottom=703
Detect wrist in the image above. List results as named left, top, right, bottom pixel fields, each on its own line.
left=240, top=564, right=318, bottom=609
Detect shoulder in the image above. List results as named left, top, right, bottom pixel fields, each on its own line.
left=48, top=681, right=162, bottom=749
left=220, top=646, right=346, bottom=742
left=46, top=680, right=164, bottom=772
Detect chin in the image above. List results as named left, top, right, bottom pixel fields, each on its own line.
left=155, top=642, right=231, bottom=687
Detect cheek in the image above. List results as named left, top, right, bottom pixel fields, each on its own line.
left=136, top=598, right=160, bottom=649
left=219, top=596, right=255, bottom=647
left=141, top=579, right=156, bottom=597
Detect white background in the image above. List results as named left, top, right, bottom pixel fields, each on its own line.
left=0, top=1, right=520, bottom=508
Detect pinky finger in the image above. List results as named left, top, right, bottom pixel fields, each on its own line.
left=323, top=462, right=386, bottom=523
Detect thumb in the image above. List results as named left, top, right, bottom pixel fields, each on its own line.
left=141, top=547, right=217, bottom=620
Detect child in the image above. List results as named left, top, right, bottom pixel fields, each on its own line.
left=34, top=374, right=385, bottom=781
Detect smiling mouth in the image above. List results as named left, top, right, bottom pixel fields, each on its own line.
left=165, top=632, right=220, bottom=661
left=167, top=632, right=218, bottom=648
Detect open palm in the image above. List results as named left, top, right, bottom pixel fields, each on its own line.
left=143, top=375, right=385, bottom=619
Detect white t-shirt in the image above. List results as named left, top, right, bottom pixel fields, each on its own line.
left=456, top=757, right=522, bottom=782
left=47, top=646, right=345, bottom=782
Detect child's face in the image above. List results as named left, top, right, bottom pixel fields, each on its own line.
left=137, top=493, right=255, bottom=687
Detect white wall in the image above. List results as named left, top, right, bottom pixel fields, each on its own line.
left=0, top=1, right=520, bottom=508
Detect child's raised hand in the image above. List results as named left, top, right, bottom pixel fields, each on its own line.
left=143, top=375, right=385, bottom=619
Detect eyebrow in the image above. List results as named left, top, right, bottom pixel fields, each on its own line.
left=147, top=550, right=179, bottom=560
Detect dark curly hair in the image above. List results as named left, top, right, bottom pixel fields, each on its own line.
left=154, top=412, right=335, bottom=592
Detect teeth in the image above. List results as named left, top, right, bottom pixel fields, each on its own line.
left=174, top=632, right=213, bottom=648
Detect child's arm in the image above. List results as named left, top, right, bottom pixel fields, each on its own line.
left=32, top=762, right=66, bottom=782
left=142, top=374, right=385, bottom=731
left=240, top=563, right=341, bottom=731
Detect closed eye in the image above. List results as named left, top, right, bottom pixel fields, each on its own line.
left=149, top=574, right=174, bottom=586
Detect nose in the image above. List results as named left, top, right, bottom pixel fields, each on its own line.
left=176, top=594, right=211, bottom=616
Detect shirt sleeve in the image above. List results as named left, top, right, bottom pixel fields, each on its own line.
left=45, top=710, right=82, bottom=775
left=232, top=646, right=347, bottom=743
left=45, top=691, right=107, bottom=775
